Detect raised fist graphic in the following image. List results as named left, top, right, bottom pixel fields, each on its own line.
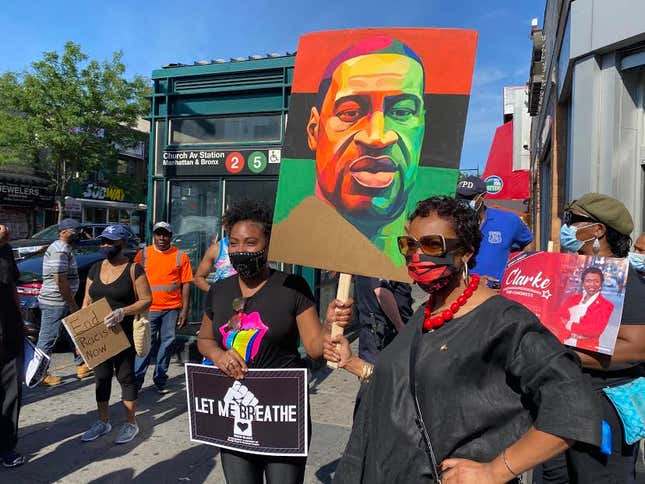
left=223, top=381, right=259, bottom=438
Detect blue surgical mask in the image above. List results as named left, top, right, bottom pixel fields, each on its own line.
left=628, top=252, right=645, bottom=273
left=560, top=224, right=595, bottom=253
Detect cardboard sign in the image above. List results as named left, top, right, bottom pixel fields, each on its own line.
left=62, top=298, right=131, bottom=369
left=185, top=364, right=308, bottom=456
left=501, top=252, right=629, bottom=355
left=269, top=28, right=478, bottom=282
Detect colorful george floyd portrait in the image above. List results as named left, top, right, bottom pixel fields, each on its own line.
left=269, top=29, right=477, bottom=281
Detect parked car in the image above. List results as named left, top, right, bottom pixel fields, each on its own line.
left=17, top=244, right=199, bottom=362
left=16, top=237, right=147, bottom=343
left=11, top=223, right=141, bottom=261
left=17, top=247, right=105, bottom=343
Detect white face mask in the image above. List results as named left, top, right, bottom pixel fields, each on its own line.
left=628, top=252, right=645, bottom=273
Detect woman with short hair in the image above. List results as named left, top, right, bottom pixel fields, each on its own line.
left=197, top=200, right=352, bottom=484
left=326, top=196, right=602, bottom=484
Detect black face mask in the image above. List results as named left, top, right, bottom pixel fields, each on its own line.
left=100, top=245, right=122, bottom=260
left=230, top=249, right=267, bottom=279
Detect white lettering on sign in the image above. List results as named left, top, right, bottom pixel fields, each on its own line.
left=504, top=268, right=552, bottom=290
left=211, top=398, right=297, bottom=423
left=0, top=184, right=40, bottom=196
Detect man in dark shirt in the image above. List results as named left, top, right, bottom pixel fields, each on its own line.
left=353, top=276, right=413, bottom=364
left=0, top=224, right=25, bottom=467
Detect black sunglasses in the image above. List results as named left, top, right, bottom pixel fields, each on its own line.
left=397, top=235, right=462, bottom=258
left=562, top=210, right=599, bottom=226
left=99, top=238, right=118, bottom=246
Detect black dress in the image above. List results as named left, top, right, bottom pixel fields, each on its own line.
left=334, top=295, right=602, bottom=483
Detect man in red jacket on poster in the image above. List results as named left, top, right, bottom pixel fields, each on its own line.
left=556, top=266, right=614, bottom=351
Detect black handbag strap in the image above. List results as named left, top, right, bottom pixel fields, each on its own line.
left=409, top=318, right=442, bottom=483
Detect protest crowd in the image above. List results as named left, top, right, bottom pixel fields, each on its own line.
left=2, top=181, right=644, bottom=483
left=0, top=22, right=644, bottom=484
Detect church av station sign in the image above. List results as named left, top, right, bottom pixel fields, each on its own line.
left=162, top=149, right=281, bottom=176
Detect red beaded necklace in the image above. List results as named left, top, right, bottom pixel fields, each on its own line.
left=423, top=274, right=480, bottom=331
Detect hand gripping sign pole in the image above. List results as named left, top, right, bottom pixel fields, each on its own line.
left=267, top=28, right=477, bottom=368
left=327, top=273, right=352, bottom=369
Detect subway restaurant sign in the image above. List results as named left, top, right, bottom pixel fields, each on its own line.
left=162, top=149, right=281, bottom=176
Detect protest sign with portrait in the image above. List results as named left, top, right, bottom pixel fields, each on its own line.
left=269, top=28, right=477, bottom=281
left=501, top=252, right=629, bottom=355
left=185, top=364, right=308, bottom=456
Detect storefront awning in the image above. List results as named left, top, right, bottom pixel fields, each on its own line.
left=482, top=121, right=529, bottom=202
left=71, top=198, right=146, bottom=211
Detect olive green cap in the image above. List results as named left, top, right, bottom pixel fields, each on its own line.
left=568, top=193, right=633, bottom=236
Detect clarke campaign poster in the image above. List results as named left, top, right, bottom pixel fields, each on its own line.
left=501, top=252, right=630, bottom=355
left=185, top=364, right=308, bottom=457
left=268, top=28, right=478, bottom=282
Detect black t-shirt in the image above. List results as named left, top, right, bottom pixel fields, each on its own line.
left=88, top=261, right=144, bottom=337
left=0, top=244, right=19, bottom=285
left=586, top=265, right=645, bottom=389
left=0, top=244, right=22, bottom=359
left=204, top=270, right=315, bottom=369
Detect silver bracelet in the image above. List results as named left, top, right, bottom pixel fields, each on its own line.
left=502, top=449, right=520, bottom=478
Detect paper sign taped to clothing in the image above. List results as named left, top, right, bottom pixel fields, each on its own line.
left=185, top=364, right=308, bottom=456
left=62, top=298, right=130, bottom=369
left=501, top=252, right=629, bottom=355
left=269, top=28, right=477, bottom=282
left=23, top=337, right=50, bottom=388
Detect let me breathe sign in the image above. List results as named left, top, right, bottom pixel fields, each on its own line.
left=185, top=364, right=308, bottom=456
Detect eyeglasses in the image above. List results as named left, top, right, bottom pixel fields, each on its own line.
left=397, top=235, right=462, bottom=258
left=562, top=210, right=599, bottom=226
left=99, top=238, right=117, bottom=246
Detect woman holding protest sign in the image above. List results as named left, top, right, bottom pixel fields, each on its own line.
left=325, top=196, right=601, bottom=484
left=197, top=199, right=352, bottom=484
left=80, top=225, right=152, bottom=445
left=538, top=193, right=645, bottom=484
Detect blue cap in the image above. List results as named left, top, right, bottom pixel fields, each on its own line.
left=456, top=176, right=486, bottom=198
left=58, top=218, right=80, bottom=232
left=99, top=224, right=130, bottom=241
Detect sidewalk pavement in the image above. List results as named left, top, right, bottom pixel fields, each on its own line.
left=5, top=345, right=360, bottom=483
left=7, top=331, right=644, bottom=483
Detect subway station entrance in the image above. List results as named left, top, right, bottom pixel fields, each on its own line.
left=147, top=54, right=324, bottom=323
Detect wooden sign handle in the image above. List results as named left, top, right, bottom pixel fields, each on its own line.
left=327, top=273, right=352, bottom=369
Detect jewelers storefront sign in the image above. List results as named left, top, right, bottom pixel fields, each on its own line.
left=0, top=181, right=54, bottom=207
left=162, top=149, right=281, bottom=176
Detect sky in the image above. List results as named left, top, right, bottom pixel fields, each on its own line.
left=0, top=0, right=543, bottom=173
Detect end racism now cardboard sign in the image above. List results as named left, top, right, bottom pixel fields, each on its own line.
left=185, top=364, right=308, bottom=457
left=62, top=298, right=131, bottom=369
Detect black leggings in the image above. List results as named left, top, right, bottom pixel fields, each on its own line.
left=94, top=346, right=138, bottom=402
left=220, top=449, right=306, bottom=484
